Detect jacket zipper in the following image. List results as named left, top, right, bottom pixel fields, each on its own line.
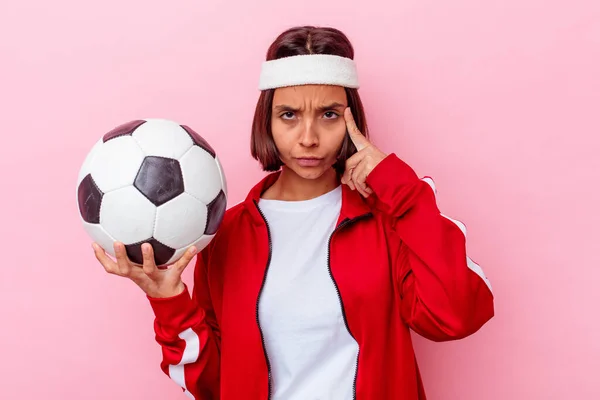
left=327, top=213, right=372, bottom=400
left=254, top=200, right=273, bottom=400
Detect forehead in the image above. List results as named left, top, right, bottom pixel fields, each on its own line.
left=272, top=84, right=347, bottom=106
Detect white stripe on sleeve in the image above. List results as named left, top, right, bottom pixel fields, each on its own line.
left=168, top=327, right=201, bottom=400
left=421, top=177, right=493, bottom=293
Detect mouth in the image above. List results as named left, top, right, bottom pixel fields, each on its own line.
left=294, top=157, right=324, bottom=167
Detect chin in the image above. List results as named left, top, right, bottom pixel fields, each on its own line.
left=298, top=170, right=326, bottom=180
left=290, top=165, right=335, bottom=180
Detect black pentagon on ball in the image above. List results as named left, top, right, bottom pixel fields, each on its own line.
left=125, top=238, right=175, bottom=267
left=180, top=125, right=216, bottom=158
left=205, top=190, right=227, bottom=235
left=78, top=174, right=104, bottom=224
left=103, top=120, right=147, bottom=142
left=134, top=156, right=184, bottom=206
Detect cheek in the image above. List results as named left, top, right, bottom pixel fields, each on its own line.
left=322, top=124, right=347, bottom=154
left=270, top=119, right=293, bottom=155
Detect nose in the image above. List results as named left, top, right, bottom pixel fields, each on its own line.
left=299, top=119, right=319, bottom=147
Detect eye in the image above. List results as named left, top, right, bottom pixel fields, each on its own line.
left=280, top=111, right=295, bottom=120
left=323, top=111, right=339, bottom=119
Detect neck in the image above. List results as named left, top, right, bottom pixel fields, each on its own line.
left=263, top=166, right=340, bottom=201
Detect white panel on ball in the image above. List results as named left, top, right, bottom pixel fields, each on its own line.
left=82, top=222, right=118, bottom=257
left=77, top=139, right=103, bottom=186
left=133, top=119, right=193, bottom=159
left=100, top=186, right=157, bottom=244
left=154, top=192, right=208, bottom=249
left=166, top=234, right=215, bottom=265
left=180, top=145, right=223, bottom=204
left=90, top=136, right=145, bottom=193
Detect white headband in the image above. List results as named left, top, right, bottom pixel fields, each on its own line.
left=258, top=54, right=360, bottom=90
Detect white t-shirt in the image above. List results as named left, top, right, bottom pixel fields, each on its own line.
left=257, top=185, right=359, bottom=400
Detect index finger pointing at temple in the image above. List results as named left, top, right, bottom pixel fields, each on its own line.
left=344, top=107, right=369, bottom=151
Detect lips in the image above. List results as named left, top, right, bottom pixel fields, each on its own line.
left=295, top=157, right=323, bottom=167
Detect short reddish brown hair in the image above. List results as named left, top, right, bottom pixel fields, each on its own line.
left=250, top=26, right=369, bottom=175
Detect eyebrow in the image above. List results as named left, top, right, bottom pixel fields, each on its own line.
left=273, top=102, right=347, bottom=113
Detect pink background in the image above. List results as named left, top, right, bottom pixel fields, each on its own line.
left=1, top=0, right=598, bottom=399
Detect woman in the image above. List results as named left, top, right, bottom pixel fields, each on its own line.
left=93, top=26, right=494, bottom=400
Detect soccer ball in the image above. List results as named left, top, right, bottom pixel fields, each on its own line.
left=76, top=119, right=227, bottom=267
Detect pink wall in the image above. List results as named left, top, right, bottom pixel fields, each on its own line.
left=1, top=0, right=598, bottom=398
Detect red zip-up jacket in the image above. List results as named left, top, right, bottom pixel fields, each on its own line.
left=147, top=153, right=494, bottom=399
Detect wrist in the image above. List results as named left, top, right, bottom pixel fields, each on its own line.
left=147, top=281, right=186, bottom=299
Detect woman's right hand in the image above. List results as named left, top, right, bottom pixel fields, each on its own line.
left=92, top=241, right=198, bottom=298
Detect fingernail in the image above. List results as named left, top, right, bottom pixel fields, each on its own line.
left=190, top=246, right=197, bottom=255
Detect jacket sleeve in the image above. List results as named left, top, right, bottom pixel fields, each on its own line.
left=147, top=246, right=220, bottom=399
left=366, top=153, right=494, bottom=341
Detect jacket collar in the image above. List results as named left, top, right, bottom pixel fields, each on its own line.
left=244, top=171, right=372, bottom=226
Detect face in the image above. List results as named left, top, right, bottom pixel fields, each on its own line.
left=271, top=84, right=348, bottom=180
